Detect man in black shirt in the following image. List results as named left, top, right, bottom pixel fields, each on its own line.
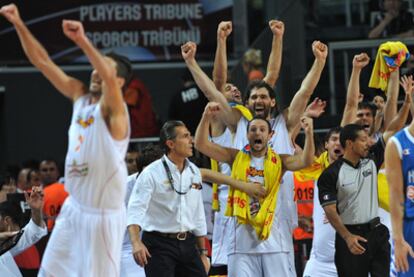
left=318, top=124, right=390, bottom=276
left=368, top=0, right=414, bottom=39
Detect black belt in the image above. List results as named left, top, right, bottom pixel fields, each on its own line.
left=345, top=217, right=381, bottom=232
left=148, top=231, right=192, bottom=241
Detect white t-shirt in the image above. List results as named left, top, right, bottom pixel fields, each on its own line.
left=0, top=219, right=47, bottom=277
left=308, top=183, right=336, bottom=262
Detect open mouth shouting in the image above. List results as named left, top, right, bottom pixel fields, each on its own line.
left=333, top=148, right=343, bottom=158
left=254, top=106, right=265, bottom=116
left=233, top=90, right=242, bottom=102
left=251, top=138, right=265, bottom=151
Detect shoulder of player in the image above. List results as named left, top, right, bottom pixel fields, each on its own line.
left=318, top=159, right=343, bottom=183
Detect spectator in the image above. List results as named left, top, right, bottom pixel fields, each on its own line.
left=39, top=160, right=68, bottom=232
left=0, top=187, right=47, bottom=277
left=125, top=147, right=139, bottom=176
left=0, top=173, right=17, bottom=203
left=16, top=168, right=30, bottom=192
left=242, top=48, right=265, bottom=83
left=124, top=77, right=160, bottom=138
left=26, top=170, right=41, bottom=191
left=168, top=70, right=208, bottom=134
left=368, top=0, right=414, bottom=39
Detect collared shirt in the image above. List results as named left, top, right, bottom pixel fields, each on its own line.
left=0, top=219, right=47, bottom=277
left=318, top=137, right=385, bottom=225
left=127, top=155, right=207, bottom=236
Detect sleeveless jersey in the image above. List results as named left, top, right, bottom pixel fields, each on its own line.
left=230, top=113, right=296, bottom=253
left=390, top=127, right=414, bottom=219
left=65, top=95, right=129, bottom=209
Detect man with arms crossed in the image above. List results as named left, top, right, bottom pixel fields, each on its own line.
left=1, top=4, right=131, bottom=276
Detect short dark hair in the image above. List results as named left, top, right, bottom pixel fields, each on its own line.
left=159, top=121, right=186, bottom=153
left=357, top=101, right=376, bottom=116
left=136, top=144, right=164, bottom=172
left=340, top=124, right=365, bottom=148
left=246, top=116, right=272, bottom=133
left=0, top=172, right=13, bottom=191
left=26, top=169, right=39, bottom=184
left=244, top=80, right=276, bottom=104
left=324, top=126, right=342, bottom=143
left=40, top=159, right=58, bottom=168
left=105, top=52, right=133, bottom=90
left=0, top=201, right=23, bottom=227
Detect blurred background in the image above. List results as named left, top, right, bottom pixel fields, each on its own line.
left=1, top=0, right=414, bottom=170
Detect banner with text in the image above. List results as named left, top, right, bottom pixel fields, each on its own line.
left=0, top=0, right=233, bottom=64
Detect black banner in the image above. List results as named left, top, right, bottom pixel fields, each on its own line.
left=0, top=0, right=233, bottom=64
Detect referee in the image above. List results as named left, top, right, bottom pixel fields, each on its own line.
left=318, top=124, right=390, bottom=276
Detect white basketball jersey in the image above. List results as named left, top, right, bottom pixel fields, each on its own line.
left=65, top=95, right=129, bottom=209
left=229, top=114, right=297, bottom=254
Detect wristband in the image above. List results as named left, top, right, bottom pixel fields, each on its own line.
left=198, top=248, right=208, bottom=256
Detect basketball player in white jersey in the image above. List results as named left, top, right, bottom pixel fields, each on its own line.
left=183, top=38, right=327, bottom=276
left=208, top=20, right=285, bottom=271
left=1, top=4, right=131, bottom=276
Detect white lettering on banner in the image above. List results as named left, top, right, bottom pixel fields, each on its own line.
left=181, top=88, right=199, bottom=103
left=80, top=4, right=142, bottom=21
left=86, top=31, right=140, bottom=48
left=143, top=4, right=202, bottom=20
left=141, top=27, right=200, bottom=46
left=409, top=170, right=414, bottom=184
left=80, top=3, right=202, bottom=22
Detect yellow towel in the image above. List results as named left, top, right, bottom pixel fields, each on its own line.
left=231, top=103, right=253, bottom=121
left=369, top=41, right=409, bottom=92
left=211, top=103, right=253, bottom=211
left=225, top=146, right=282, bottom=240
left=294, top=151, right=330, bottom=182
left=378, top=171, right=390, bottom=212
left=210, top=159, right=220, bottom=211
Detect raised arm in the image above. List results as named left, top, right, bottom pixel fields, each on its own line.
left=62, top=20, right=128, bottom=140
left=290, top=97, right=326, bottom=147
left=25, top=186, right=46, bottom=228
left=285, top=41, right=327, bottom=132
left=382, top=75, right=413, bottom=143
left=263, top=20, right=284, bottom=88
left=280, top=116, right=315, bottom=171
left=368, top=12, right=396, bottom=39
left=213, top=21, right=232, bottom=92
left=0, top=4, right=85, bottom=100
left=182, top=42, right=241, bottom=130
left=194, top=102, right=239, bottom=164
left=383, top=70, right=400, bottom=130
left=341, top=53, right=370, bottom=126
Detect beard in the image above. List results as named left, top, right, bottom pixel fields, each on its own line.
left=252, top=105, right=271, bottom=118
left=90, top=90, right=102, bottom=98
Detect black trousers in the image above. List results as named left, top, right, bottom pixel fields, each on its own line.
left=335, top=223, right=390, bottom=277
left=142, top=231, right=207, bottom=277
left=294, top=238, right=313, bottom=277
